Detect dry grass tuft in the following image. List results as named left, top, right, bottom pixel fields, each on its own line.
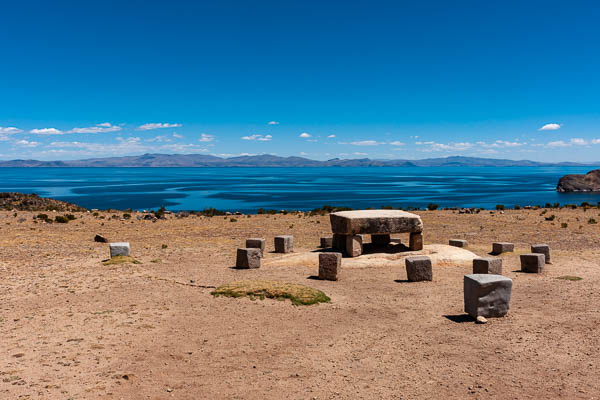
left=556, top=275, right=583, bottom=281
left=102, top=255, right=141, bottom=265
left=212, top=280, right=330, bottom=305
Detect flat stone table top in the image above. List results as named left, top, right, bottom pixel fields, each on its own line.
left=330, top=210, right=423, bottom=235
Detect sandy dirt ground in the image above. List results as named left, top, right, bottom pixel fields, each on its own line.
left=1, top=208, right=599, bottom=399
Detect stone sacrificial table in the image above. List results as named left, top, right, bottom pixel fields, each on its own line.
left=330, top=210, right=424, bottom=257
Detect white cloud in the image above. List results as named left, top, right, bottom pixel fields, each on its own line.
left=242, top=134, right=272, bottom=141
left=160, top=143, right=209, bottom=153
left=538, top=123, right=562, bottom=131
left=137, top=123, right=182, bottom=131
left=299, top=132, right=312, bottom=138
left=350, top=140, right=383, bottom=146
left=30, top=128, right=63, bottom=135
left=117, top=136, right=142, bottom=144
left=267, top=121, right=280, bottom=125
left=15, top=139, right=40, bottom=147
left=416, top=141, right=474, bottom=152
left=353, top=152, right=367, bottom=156
left=0, top=127, right=22, bottom=134
left=546, top=140, right=569, bottom=147
left=327, top=134, right=336, bottom=138
left=546, top=138, right=594, bottom=147
left=173, top=133, right=184, bottom=139
left=147, top=135, right=171, bottom=143
left=476, top=140, right=524, bottom=148
left=300, top=152, right=308, bottom=156
left=199, top=133, right=215, bottom=142
left=389, top=141, right=405, bottom=146
left=67, top=122, right=122, bottom=134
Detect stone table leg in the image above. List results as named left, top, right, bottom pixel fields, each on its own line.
left=332, top=234, right=347, bottom=251
left=346, top=234, right=363, bottom=257
left=371, top=234, right=391, bottom=247
left=409, top=232, right=423, bottom=251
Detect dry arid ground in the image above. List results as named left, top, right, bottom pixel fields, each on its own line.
left=1, top=208, right=599, bottom=399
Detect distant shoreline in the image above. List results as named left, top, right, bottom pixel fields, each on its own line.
left=0, top=154, right=598, bottom=168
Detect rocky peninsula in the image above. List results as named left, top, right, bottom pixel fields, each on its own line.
left=556, top=169, right=600, bottom=192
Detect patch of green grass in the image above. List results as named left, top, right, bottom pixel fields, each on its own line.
left=102, top=255, right=141, bottom=265
left=557, top=275, right=583, bottom=281
left=212, top=280, right=330, bottom=306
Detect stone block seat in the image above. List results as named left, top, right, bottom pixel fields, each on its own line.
left=464, top=274, right=513, bottom=318
left=330, top=210, right=423, bottom=257
left=109, top=242, right=130, bottom=258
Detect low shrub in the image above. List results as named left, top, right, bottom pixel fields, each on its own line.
left=496, top=204, right=505, bottom=211
left=55, top=215, right=69, bottom=223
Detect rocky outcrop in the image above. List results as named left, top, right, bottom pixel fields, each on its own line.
left=0, top=192, right=87, bottom=211
left=556, top=169, right=600, bottom=192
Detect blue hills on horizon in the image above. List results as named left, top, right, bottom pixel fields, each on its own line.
left=0, top=154, right=598, bottom=168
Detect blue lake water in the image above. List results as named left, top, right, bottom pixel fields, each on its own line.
left=1, top=167, right=599, bottom=212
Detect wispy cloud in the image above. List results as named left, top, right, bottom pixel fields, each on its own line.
left=476, top=140, right=524, bottom=148
left=546, top=140, right=569, bottom=147
left=327, top=134, right=336, bottom=138
left=15, top=139, right=40, bottom=147
left=389, top=141, right=405, bottom=146
left=0, top=127, right=22, bottom=134
left=67, top=122, right=122, bottom=134
left=172, top=133, right=184, bottom=139
left=198, top=133, right=215, bottom=142
left=137, top=123, right=182, bottom=131
left=147, top=135, right=171, bottom=143
left=538, top=123, right=562, bottom=131
left=299, top=132, right=312, bottom=138
left=416, top=141, right=474, bottom=151
left=242, top=134, right=272, bottom=141
left=350, top=140, right=384, bottom=146
left=267, top=121, right=280, bottom=125
left=30, top=128, right=63, bottom=135
left=546, top=138, right=599, bottom=147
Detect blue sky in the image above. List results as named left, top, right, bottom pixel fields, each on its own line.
left=1, top=1, right=599, bottom=162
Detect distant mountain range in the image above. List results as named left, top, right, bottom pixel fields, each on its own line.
left=0, top=154, right=598, bottom=168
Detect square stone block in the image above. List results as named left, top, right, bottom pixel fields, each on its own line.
left=109, top=242, right=130, bottom=258
left=531, top=244, right=550, bottom=263
left=473, top=257, right=503, bottom=275
left=320, top=237, right=333, bottom=248
left=405, top=256, right=432, bottom=281
left=409, top=232, right=423, bottom=251
left=449, top=239, right=467, bottom=248
left=492, top=242, right=514, bottom=255
left=371, top=234, right=391, bottom=247
left=236, top=248, right=262, bottom=269
left=319, top=252, right=342, bottom=281
left=464, top=274, right=512, bottom=318
left=346, top=234, right=363, bottom=257
left=274, top=235, right=294, bottom=253
left=245, top=238, right=265, bottom=256
left=332, top=234, right=346, bottom=250
left=520, top=253, right=545, bottom=273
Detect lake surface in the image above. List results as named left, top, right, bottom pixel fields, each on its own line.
left=1, top=167, right=599, bottom=212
